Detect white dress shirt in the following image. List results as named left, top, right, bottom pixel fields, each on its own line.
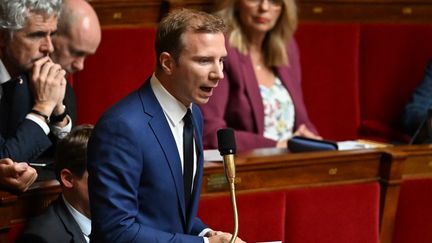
left=63, top=194, right=91, bottom=243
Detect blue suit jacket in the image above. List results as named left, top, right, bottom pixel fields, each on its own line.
left=403, top=60, right=432, bottom=135
left=0, top=74, right=76, bottom=162
left=88, top=81, right=207, bottom=243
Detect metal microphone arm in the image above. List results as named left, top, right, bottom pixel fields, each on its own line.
left=222, top=154, right=238, bottom=243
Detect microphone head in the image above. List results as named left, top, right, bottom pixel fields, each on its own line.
left=217, top=128, right=236, bottom=155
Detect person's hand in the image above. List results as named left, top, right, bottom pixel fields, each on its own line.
left=293, top=124, right=322, bottom=140
left=0, top=158, right=38, bottom=192
left=206, top=230, right=246, bottom=243
left=276, top=139, right=288, bottom=148
left=30, top=56, right=67, bottom=118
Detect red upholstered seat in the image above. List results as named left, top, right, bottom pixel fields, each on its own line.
left=198, top=190, right=286, bottom=243
left=73, top=27, right=156, bottom=125
left=296, top=23, right=361, bottom=141
left=284, top=182, right=380, bottom=243
left=359, top=24, right=432, bottom=142
left=392, top=178, right=432, bottom=243
left=6, top=223, right=25, bottom=243
left=199, top=182, right=379, bottom=243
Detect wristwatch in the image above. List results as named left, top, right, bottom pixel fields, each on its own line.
left=50, top=105, right=67, bottom=123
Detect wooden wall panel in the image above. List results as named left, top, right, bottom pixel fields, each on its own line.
left=88, top=0, right=432, bottom=26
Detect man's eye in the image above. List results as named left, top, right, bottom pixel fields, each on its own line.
left=198, top=59, right=210, bottom=64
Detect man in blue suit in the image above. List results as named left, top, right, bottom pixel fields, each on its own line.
left=88, top=9, right=245, bottom=243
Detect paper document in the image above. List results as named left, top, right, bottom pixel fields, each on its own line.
left=204, top=149, right=223, bottom=162
left=337, top=140, right=390, bottom=150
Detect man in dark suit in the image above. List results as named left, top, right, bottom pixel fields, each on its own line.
left=403, top=60, right=432, bottom=136
left=18, top=125, right=93, bottom=243
left=88, top=9, right=244, bottom=243
left=0, top=0, right=72, bottom=163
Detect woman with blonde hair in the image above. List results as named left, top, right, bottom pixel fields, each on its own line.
left=200, top=0, right=320, bottom=152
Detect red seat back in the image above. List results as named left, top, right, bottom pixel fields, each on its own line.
left=359, top=24, right=432, bottom=141
left=296, top=23, right=361, bottom=141
left=74, top=27, right=156, bottom=124
left=392, top=178, right=432, bottom=243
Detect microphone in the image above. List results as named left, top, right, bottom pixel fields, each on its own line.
left=217, top=128, right=236, bottom=183
left=217, top=128, right=238, bottom=243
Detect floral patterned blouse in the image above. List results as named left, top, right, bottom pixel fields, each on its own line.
left=259, top=77, right=295, bottom=141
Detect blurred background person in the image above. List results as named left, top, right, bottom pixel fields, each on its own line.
left=402, top=60, right=432, bottom=137
left=50, top=0, right=102, bottom=127
left=18, top=125, right=93, bottom=243
left=199, top=0, right=320, bottom=152
left=52, top=0, right=101, bottom=75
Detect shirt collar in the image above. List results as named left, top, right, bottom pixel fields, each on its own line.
left=62, top=194, right=91, bottom=238
left=0, top=59, right=11, bottom=85
left=150, top=74, right=192, bottom=127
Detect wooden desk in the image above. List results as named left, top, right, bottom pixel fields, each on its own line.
left=202, top=148, right=384, bottom=194
left=0, top=180, right=61, bottom=242
left=392, top=144, right=432, bottom=179
left=2, top=145, right=432, bottom=242
left=202, top=147, right=403, bottom=243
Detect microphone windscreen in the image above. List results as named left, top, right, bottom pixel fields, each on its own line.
left=217, top=128, right=236, bottom=155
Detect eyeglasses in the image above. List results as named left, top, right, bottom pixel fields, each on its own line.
left=245, top=0, right=283, bottom=7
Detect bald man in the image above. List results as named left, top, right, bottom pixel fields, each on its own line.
left=52, top=0, right=101, bottom=74
left=49, top=0, right=101, bottom=128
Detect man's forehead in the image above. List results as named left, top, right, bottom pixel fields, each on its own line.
left=24, top=11, right=58, bottom=30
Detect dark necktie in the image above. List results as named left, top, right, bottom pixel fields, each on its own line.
left=183, top=109, right=194, bottom=210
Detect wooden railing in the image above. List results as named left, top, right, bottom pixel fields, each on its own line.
left=1, top=144, right=432, bottom=242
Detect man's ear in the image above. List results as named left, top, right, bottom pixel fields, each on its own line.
left=60, top=169, right=74, bottom=188
left=159, top=52, right=175, bottom=75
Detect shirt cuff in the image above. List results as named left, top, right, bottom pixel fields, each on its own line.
left=26, top=113, right=50, bottom=134
left=199, top=228, right=212, bottom=243
left=50, top=115, right=72, bottom=139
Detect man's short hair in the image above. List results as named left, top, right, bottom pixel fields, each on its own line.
left=55, top=124, right=93, bottom=181
left=0, top=0, right=62, bottom=38
left=155, top=8, right=226, bottom=68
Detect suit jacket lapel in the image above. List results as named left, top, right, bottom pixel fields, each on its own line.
left=240, top=52, right=265, bottom=134
left=139, top=82, right=188, bottom=224
left=0, top=75, right=32, bottom=135
left=55, top=198, right=87, bottom=243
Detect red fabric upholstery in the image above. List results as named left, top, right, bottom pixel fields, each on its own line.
left=296, top=23, right=361, bottom=141
left=6, top=223, right=25, bottom=243
left=198, top=191, right=286, bottom=242
left=73, top=27, right=156, bottom=124
left=359, top=24, right=432, bottom=142
left=72, top=23, right=432, bottom=142
left=392, top=178, right=432, bottom=243
left=199, top=182, right=379, bottom=243
left=284, top=182, right=380, bottom=243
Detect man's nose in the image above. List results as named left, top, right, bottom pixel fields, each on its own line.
left=40, top=36, right=54, bottom=54
left=72, top=58, right=85, bottom=72
left=210, top=62, right=224, bottom=81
